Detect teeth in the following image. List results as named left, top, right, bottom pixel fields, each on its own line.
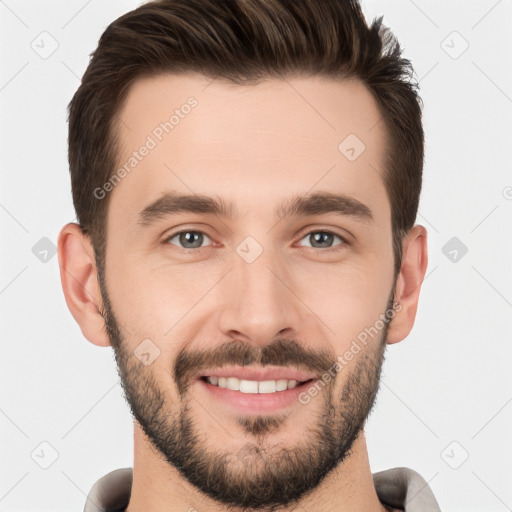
left=240, top=379, right=258, bottom=393
left=206, top=376, right=301, bottom=393
left=258, top=380, right=276, bottom=393
left=275, top=379, right=289, bottom=391
left=226, top=377, right=240, bottom=391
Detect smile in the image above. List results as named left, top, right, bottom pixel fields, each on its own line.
left=203, top=376, right=313, bottom=394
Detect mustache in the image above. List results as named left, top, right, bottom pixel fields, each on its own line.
left=174, top=338, right=337, bottom=395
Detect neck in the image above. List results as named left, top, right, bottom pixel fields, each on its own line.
left=126, top=423, right=390, bottom=512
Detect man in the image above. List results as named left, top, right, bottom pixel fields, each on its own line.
left=58, top=0, right=440, bottom=510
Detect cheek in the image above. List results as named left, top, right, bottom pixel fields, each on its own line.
left=292, top=259, right=394, bottom=345
left=105, top=254, right=215, bottom=344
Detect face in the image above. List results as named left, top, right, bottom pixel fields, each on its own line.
left=98, top=73, right=397, bottom=509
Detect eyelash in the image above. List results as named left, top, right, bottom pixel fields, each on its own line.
left=162, top=228, right=348, bottom=253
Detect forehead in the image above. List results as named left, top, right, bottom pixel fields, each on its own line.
left=110, top=72, right=389, bottom=225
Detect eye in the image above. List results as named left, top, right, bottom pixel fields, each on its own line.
left=162, top=228, right=347, bottom=252
left=164, top=230, right=212, bottom=249
left=297, top=230, right=346, bottom=251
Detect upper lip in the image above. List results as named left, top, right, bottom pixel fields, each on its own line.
left=198, top=366, right=317, bottom=382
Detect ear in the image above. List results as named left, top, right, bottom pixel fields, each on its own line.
left=386, top=224, right=428, bottom=345
left=57, top=223, right=110, bottom=347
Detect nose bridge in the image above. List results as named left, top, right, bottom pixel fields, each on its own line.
left=217, top=239, right=301, bottom=343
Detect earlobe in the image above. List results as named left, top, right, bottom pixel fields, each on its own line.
left=57, top=223, right=111, bottom=347
left=386, top=225, right=428, bottom=345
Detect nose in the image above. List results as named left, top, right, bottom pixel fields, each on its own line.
left=216, top=244, right=303, bottom=347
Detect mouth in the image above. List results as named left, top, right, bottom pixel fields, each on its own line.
left=200, top=375, right=315, bottom=394
left=196, top=370, right=318, bottom=414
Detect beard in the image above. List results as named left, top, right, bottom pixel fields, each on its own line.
left=97, top=269, right=394, bottom=511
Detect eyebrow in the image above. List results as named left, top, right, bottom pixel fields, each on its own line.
left=137, top=191, right=373, bottom=226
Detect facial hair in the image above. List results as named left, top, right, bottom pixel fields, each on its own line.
left=98, top=269, right=394, bottom=511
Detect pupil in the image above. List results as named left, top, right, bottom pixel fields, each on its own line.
left=181, top=231, right=202, bottom=248
left=313, top=232, right=332, bottom=248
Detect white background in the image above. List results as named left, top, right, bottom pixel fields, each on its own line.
left=1, top=1, right=511, bottom=510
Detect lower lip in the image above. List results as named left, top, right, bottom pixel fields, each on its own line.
left=198, top=378, right=315, bottom=414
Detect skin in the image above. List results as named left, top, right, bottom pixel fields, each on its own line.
left=58, top=73, right=428, bottom=512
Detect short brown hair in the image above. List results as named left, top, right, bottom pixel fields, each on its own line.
left=68, top=0, right=423, bottom=275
